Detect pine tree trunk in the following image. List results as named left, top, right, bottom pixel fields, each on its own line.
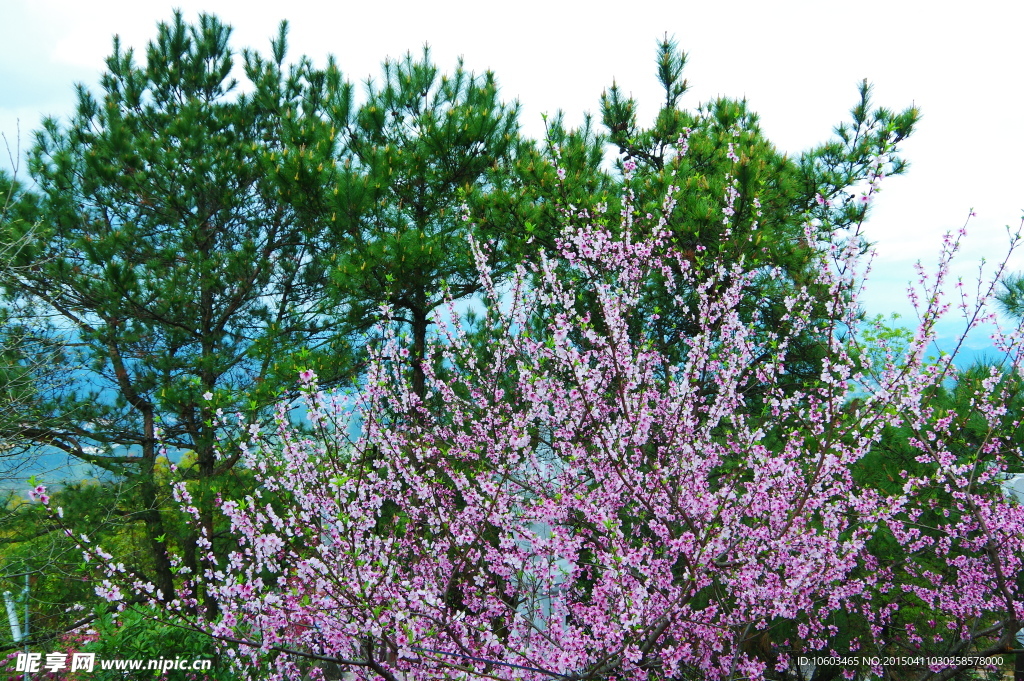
left=139, top=408, right=176, bottom=602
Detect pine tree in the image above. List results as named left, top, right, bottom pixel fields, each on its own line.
left=596, top=36, right=919, bottom=391
left=300, top=47, right=524, bottom=399
left=1, top=13, right=347, bottom=604
left=997, top=272, right=1024, bottom=320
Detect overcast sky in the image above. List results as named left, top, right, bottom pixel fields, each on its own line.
left=2, top=0, right=1022, bottom=357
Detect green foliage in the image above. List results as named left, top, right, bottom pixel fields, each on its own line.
left=0, top=170, right=40, bottom=241
left=0, top=482, right=127, bottom=649
left=847, top=313, right=916, bottom=390
left=83, top=605, right=239, bottom=680
left=997, top=271, right=1024, bottom=320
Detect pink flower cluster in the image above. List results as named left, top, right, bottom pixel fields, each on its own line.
left=78, top=156, right=1024, bottom=681
left=28, top=485, right=49, bottom=505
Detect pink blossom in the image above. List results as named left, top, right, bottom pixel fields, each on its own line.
left=66, top=157, right=1024, bottom=681
left=28, top=485, right=48, bottom=504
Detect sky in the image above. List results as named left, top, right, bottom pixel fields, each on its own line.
left=1, top=0, right=1022, bottom=357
